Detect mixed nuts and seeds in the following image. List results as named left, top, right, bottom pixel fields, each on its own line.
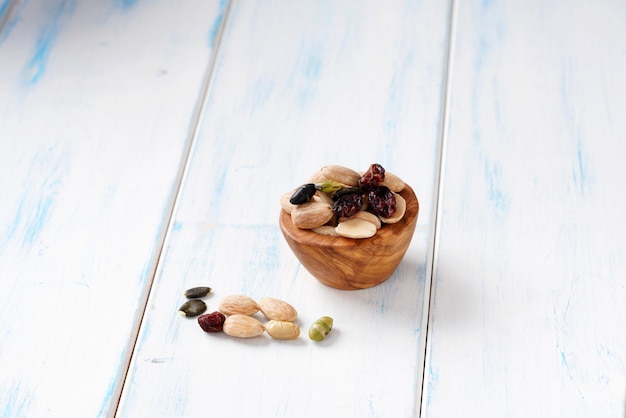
left=281, top=163, right=407, bottom=239
left=180, top=287, right=333, bottom=342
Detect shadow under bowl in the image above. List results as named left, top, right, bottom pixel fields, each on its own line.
left=279, top=184, right=419, bottom=290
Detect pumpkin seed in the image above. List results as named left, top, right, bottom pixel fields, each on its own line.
left=178, top=299, right=207, bottom=317
left=184, top=286, right=212, bottom=299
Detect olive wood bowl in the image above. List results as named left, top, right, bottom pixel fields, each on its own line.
left=279, top=184, right=419, bottom=290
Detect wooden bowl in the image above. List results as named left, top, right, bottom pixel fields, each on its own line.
left=279, top=184, right=419, bottom=290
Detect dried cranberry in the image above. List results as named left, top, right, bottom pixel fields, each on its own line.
left=332, top=192, right=363, bottom=218
left=367, top=186, right=396, bottom=218
left=358, top=163, right=385, bottom=189
left=198, top=311, right=226, bottom=333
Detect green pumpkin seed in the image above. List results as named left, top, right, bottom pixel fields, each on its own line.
left=184, top=286, right=212, bottom=299
left=308, top=316, right=333, bottom=341
left=178, top=299, right=207, bottom=317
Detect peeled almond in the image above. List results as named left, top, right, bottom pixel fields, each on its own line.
left=258, top=297, right=298, bottom=322
left=291, top=201, right=334, bottom=229
left=379, top=193, right=406, bottom=224
left=340, top=210, right=381, bottom=229
left=335, top=218, right=377, bottom=239
left=312, top=191, right=334, bottom=205
left=312, top=225, right=340, bottom=236
left=308, top=170, right=327, bottom=183
left=381, top=171, right=405, bottom=192
left=280, top=190, right=296, bottom=214
left=321, top=165, right=361, bottom=186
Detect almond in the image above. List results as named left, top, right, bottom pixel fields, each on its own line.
left=381, top=171, right=405, bottom=192
left=223, top=314, right=265, bottom=338
left=335, top=218, right=377, bottom=239
left=312, top=225, right=340, bottom=236
left=339, top=210, right=381, bottom=229
left=258, top=297, right=298, bottom=321
left=218, top=295, right=260, bottom=316
left=291, top=201, right=334, bottom=229
left=320, top=165, right=361, bottom=186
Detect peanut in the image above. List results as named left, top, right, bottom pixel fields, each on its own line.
left=265, top=320, right=300, bottom=340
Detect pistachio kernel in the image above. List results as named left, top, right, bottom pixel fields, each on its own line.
left=309, top=316, right=334, bottom=341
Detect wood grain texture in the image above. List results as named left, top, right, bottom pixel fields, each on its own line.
left=422, top=0, right=626, bottom=417
left=280, top=185, right=419, bottom=290
left=0, top=1, right=224, bottom=416
left=117, top=0, right=451, bottom=417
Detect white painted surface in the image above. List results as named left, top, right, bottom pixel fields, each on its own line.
left=116, top=1, right=450, bottom=417
left=0, top=1, right=224, bottom=417
left=3, top=0, right=625, bottom=416
left=423, top=0, right=626, bottom=417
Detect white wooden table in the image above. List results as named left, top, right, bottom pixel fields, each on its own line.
left=1, top=0, right=625, bottom=417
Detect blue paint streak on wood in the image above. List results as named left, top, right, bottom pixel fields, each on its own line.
left=572, top=141, right=588, bottom=196
left=2, top=149, right=67, bottom=248
left=0, top=0, right=22, bottom=45
left=1, top=383, right=31, bottom=418
left=115, top=0, right=139, bottom=11
left=483, top=159, right=508, bottom=215
left=208, top=0, right=228, bottom=47
left=0, top=0, right=10, bottom=19
left=21, top=0, right=75, bottom=85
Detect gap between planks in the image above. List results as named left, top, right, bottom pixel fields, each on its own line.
left=111, top=0, right=236, bottom=416
left=418, top=0, right=458, bottom=416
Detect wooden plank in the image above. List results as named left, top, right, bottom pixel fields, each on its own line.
left=0, top=1, right=225, bottom=417
left=117, top=0, right=452, bottom=417
left=422, top=0, right=626, bottom=416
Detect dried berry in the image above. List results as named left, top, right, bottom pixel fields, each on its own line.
left=359, top=163, right=385, bottom=189
left=367, top=186, right=396, bottom=218
left=289, top=183, right=317, bottom=204
left=198, top=311, right=226, bottom=333
left=332, top=192, right=363, bottom=218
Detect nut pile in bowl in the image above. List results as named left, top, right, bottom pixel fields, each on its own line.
left=280, top=163, right=407, bottom=239
left=279, top=164, right=419, bottom=290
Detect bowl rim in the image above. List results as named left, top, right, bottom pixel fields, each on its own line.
left=279, top=184, right=418, bottom=248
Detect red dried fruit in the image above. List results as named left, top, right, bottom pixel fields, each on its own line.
left=332, top=192, right=363, bottom=218
left=367, top=186, right=396, bottom=218
left=359, top=163, right=385, bottom=189
left=198, top=311, right=226, bottom=333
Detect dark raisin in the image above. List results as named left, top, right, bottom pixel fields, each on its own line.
left=367, top=186, right=396, bottom=218
left=332, top=192, right=363, bottom=218
left=289, top=183, right=317, bottom=204
left=358, top=163, right=385, bottom=189
left=198, top=311, right=226, bottom=333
